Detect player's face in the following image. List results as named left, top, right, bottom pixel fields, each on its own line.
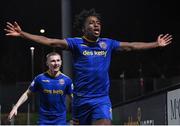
left=83, top=16, right=101, bottom=40
left=47, top=55, right=62, bottom=72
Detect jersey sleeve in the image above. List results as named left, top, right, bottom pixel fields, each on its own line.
left=65, top=38, right=76, bottom=51
left=65, top=78, right=73, bottom=95
left=111, top=39, right=120, bottom=51
left=28, top=77, right=39, bottom=92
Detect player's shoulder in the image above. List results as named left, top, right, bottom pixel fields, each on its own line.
left=61, top=73, right=72, bottom=80
left=74, top=37, right=83, bottom=40
left=66, top=37, right=83, bottom=41
left=35, top=73, right=47, bottom=80
left=66, top=37, right=84, bottom=45
left=99, top=38, right=120, bottom=46
left=100, top=37, right=115, bottom=42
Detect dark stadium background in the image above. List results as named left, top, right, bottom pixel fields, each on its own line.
left=0, top=0, right=179, bottom=83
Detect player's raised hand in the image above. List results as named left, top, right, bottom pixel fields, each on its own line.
left=4, top=21, right=22, bottom=37
left=157, top=34, right=173, bottom=47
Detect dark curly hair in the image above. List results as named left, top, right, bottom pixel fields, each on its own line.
left=73, top=8, right=101, bottom=35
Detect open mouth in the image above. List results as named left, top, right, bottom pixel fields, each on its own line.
left=94, top=29, right=100, bottom=34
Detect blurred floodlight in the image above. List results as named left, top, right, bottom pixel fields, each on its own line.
left=40, top=29, right=45, bottom=33
left=30, top=47, right=35, bottom=50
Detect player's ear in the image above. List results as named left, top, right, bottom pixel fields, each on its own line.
left=60, top=60, right=62, bottom=66
left=82, top=25, right=86, bottom=33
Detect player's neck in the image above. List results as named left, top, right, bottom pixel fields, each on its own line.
left=82, top=35, right=99, bottom=42
left=47, top=70, right=61, bottom=77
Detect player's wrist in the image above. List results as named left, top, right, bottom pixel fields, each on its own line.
left=13, top=105, right=18, bottom=109
left=19, top=30, right=24, bottom=36
left=155, top=41, right=160, bottom=47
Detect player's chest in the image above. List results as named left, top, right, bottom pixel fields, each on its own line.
left=39, top=78, right=66, bottom=90
left=77, top=44, right=108, bottom=58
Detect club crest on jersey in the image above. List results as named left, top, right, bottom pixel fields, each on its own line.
left=99, top=41, right=107, bottom=49
left=59, top=79, right=65, bottom=85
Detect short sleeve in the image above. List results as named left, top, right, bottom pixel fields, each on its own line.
left=111, top=39, right=120, bottom=51
left=65, top=38, right=76, bottom=51
left=28, top=77, right=39, bottom=92
left=66, top=78, right=73, bottom=95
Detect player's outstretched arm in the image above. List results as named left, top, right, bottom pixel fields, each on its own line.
left=119, top=34, right=173, bottom=51
left=4, top=21, right=68, bottom=49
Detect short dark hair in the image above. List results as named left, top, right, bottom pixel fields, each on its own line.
left=73, top=8, right=101, bottom=35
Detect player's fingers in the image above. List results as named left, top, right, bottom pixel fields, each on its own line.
left=7, top=22, right=14, bottom=28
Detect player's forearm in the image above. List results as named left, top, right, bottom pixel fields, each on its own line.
left=20, top=31, right=59, bottom=47
left=14, top=90, right=29, bottom=109
left=131, top=41, right=159, bottom=50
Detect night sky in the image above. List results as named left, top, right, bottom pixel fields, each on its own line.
left=0, top=0, right=180, bottom=84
